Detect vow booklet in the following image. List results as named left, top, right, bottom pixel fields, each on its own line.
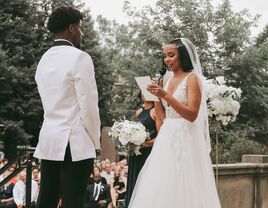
left=135, top=76, right=159, bottom=102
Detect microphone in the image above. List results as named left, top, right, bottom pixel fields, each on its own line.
left=157, top=66, right=167, bottom=84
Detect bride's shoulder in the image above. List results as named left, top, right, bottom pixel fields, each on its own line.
left=186, top=72, right=201, bottom=89
left=187, top=72, right=199, bottom=81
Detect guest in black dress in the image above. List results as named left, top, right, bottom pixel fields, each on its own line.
left=110, top=167, right=126, bottom=206
left=125, top=93, right=162, bottom=207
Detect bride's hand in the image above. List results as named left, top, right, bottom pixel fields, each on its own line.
left=141, top=139, right=155, bottom=148
left=147, top=82, right=167, bottom=99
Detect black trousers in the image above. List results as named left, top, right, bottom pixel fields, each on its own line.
left=36, top=144, right=94, bottom=208
left=0, top=201, right=17, bottom=208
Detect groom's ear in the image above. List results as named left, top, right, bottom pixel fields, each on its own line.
left=68, top=24, right=75, bottom=34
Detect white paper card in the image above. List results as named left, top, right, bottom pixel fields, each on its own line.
left=135, top=76, right=159, bottom=101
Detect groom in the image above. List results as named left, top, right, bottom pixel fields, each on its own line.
left=34, top=6, right=101, bottom=208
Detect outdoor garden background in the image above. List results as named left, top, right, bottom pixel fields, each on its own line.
left=0, top=0, right=267, bottom=164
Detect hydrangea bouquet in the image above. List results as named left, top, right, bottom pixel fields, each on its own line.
left=205, top=76, right=242, bottom=187
left=108, top=120, right=149, bottom=156
left=205, top=76, right=242, bottom=125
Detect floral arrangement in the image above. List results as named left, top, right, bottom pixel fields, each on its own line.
left=108, top=120, right=149, bottom=155
left=205, top=76, right=242, bottom=125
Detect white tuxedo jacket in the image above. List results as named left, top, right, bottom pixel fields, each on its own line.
left=34, top=42, right=101, bottom=161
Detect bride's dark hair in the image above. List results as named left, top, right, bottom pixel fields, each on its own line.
left=163, top=38, right=193, bottom=72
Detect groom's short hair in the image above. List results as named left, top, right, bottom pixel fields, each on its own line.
left=47, top=6, right=83, bottom=34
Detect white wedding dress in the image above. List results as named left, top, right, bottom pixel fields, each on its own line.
left=128, top=73, right=222, bottom=208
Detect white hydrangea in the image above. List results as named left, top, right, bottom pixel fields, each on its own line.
left=215, top=76, right=226, bottom=85
left=109, top=120, right=148, bottom=155
left=205, top=76, right=242, bottom=126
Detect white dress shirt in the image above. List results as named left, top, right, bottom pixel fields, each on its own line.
left=101, top=172, right=113, bottom=184
left=93, top=182, right=102, bottom=201
left=34, top=40, right=101, bottom=161
left=13, top=180, right=39, bottom=206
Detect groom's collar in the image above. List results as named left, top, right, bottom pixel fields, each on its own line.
left=53, top=39, right=74, bottom=47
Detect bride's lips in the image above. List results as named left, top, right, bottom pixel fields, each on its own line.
left=167, top=65, right=173, bottom=70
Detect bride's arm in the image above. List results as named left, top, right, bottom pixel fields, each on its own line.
left=154, top=100, right=165, bottom=122
left=153, top=79, right=166, bottom=122
left=148, top=74, right=201, bottom=122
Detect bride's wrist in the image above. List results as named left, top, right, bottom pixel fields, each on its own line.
left=163, top=92, right=169, bottom=101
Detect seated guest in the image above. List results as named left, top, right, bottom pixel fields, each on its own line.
left=100, top=161, right=106, bottom=172
left=110, top=167, right=126, bottom=207
left=110, top=162, right=117, bottom=173
left=0, top=171, right=16, bottom=208
left=100, top=163, right=113, bottom=185
left=31, top=167, right=40, bottom=187
left=13, top=171, right=39, bottom=208
left=85, top=172, right=111, bottom=208
left=7, top=168, right=16, bottom=185
left=112, top=168, right=126, bottom=199
left=89, top=166, right=107, bottom=185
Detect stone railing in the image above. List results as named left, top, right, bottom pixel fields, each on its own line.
left=215, top=155, right=268, bottom=208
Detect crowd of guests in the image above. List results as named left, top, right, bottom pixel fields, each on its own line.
left=87, top=159, right=128, bottom=208
left=0, top=159, right=40, bottom=208
left=0, top=157, right=128, bottom=208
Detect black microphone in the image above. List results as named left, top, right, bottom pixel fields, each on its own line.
left=157, top=66, right=167, bottom=84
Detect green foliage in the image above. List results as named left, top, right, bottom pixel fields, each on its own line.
left=213, top=0, right=257, bottom=57
left=0, top=0, right=48, bottom=149
left=210, top=126, right=266, bottom=164
left=255, top=24, right=268, bottom=46
left=224, top=138, right=264, bottom=163
left=225, top=37, right=268, bottom=145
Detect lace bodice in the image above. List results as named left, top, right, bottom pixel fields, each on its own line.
left=162, top=73, right=193, bottom=118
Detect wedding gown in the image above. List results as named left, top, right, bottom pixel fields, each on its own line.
left=128, top=73, right=222, bottom=208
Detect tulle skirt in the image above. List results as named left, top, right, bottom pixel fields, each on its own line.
left=128, top=118, right=221, bottom=208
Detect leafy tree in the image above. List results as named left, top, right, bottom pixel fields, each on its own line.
left=0, top=0, right=44, bottom=159
left=255, top=24, right=268, bottom=46
left=225, top=35, right=268, bottom=145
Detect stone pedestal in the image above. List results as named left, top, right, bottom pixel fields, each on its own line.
left=100, top=127, right=118, bottom=162
left=215, top=155, right=268, bottom=208
left=242, top=155, right=268, bottom=164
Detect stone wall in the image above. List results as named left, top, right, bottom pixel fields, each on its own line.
left=216, top=155, right=268, bottom=208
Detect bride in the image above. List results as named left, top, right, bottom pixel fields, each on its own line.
left=128, top=38, right=222, bottom=208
